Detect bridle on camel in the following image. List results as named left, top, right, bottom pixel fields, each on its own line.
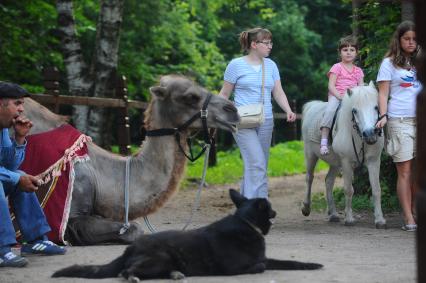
left=350, top=107, right=383, bottom=168
left=119, top=93, right=215, bottom=235
left=144, top=92, right=214, bottom=162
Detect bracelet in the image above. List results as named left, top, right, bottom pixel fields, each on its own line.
left=378, top=114, right=388, bottom=121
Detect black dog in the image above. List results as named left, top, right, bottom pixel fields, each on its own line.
left=53, top=189, right=322, bottom=280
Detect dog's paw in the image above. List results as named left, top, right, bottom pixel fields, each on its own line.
left=128, top=275, right=141, bottom=283
left=170, top=270, right=185, bottom=280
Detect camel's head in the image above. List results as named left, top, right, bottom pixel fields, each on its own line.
left=147, top=75, right=239, bottom=132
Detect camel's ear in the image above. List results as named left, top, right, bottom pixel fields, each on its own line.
left=149, top=86, right=169, bottom=100
left=368, top=81, right=375, bottom=88
left=229, top=189, right=247, bottom=208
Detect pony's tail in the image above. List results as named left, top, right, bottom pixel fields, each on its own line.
left=52, top=253, right=126, bottom=278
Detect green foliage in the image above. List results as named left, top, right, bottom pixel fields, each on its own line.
left=119, top=0, right=228, bottom=100
left=0, top=1, right=62, bottom=89
left=1, top=0, right=353, bottom=104
left=356, top=1, right=400, bottom=82
left=185, top=141, right=328, bottom=185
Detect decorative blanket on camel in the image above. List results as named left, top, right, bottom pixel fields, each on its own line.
left=12, top=124, right=91, bottom=244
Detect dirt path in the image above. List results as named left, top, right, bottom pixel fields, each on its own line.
left=1, top=172, right=416, bottom=283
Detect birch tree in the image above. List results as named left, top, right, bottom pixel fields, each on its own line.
left=56, top=0, right=124, bottom=144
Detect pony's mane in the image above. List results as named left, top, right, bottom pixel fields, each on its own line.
left=335, top=84, right=378, bottom=145
left=338, top=84, right=378, bottom=124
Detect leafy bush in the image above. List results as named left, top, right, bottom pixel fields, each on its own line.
left=352, top=151, right=397, bottom=196
left=312, top=185, right=399, bottom=213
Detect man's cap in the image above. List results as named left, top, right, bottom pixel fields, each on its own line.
left=0, top=82, right=31, bottom=99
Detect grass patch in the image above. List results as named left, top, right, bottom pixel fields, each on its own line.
left=185, top=141, right=328, bottom=185
left=311, top=185, right=399, bottom=213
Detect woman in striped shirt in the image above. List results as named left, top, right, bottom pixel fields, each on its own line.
left=219, top=27, right=296, bottom=199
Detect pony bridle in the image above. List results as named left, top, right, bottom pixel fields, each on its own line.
left=351, top=107, right=383, bottom=139
left=145, top=93, right=213, bottom=162
left=350, top=107, right=382, bottom=167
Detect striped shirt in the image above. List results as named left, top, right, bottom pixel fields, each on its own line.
left=224, top=57, right=280, bottom=119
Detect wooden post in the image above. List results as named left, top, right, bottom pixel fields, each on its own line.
left=116, top=75, right=131, bottom=155
left=42, top=66, right=61, bottom=113
left=401, top=0, right=415, bottom=21
left=415, top=0, right=426, bottom=282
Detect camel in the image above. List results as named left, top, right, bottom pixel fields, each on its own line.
left=24, top=75, right=240, bottom=245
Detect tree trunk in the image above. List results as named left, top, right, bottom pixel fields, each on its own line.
left=401, top=0, right=415, bottom=21
left=85, top=0, right=124, bottom=145
left=56, top=0, right=124, bottom=146
left=352, top=0, right=363, bottom=36
left=56, top=0, right=92, bottom=132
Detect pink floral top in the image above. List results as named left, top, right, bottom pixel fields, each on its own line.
left=328, top=62, right=364, bottom=96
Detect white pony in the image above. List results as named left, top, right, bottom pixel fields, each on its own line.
left=301, top=82, right=386, bottom=228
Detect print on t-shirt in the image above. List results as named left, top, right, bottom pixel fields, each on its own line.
left=400, top=70, right=420, bottom=89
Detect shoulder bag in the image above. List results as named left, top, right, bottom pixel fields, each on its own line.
left=237, top=61, right=265, bottom=129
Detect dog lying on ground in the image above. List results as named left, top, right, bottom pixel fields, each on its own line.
left=52, top=189, right=322, bottom=281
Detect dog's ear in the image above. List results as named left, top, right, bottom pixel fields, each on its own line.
left=229, top=189, right=247, bottom=208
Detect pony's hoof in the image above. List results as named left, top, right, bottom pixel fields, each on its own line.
left=329, top=215, right=340, bottom=222
left=301, top=204, right=311, bottom=216
left=128, top=276, right=141, bottom=283
left=344, top=221, right=355, bottom=226
left=170, top=271, right=185, bottom=280
left=375, top=222, right=387, bottom=229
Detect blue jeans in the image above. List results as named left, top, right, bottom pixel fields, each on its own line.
left=233, top=118, right=274, bottom=199
left=0, top=178, right=50, bottom=248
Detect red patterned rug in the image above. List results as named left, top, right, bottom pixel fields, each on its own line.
left=12, top=124, right=91, bottom=244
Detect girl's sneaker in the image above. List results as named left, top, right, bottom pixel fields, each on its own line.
left=320, top=138, right=329, bottom=155
left=0, top=251, right=28, bottom=267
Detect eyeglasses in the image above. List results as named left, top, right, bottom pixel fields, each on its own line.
left=256, top=41, right=273, bottom=47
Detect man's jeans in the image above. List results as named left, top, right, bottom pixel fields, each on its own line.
left=0, top=179, right=50, bottom=248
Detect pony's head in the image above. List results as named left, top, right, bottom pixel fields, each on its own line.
left=344, top=81, right=381, bottom=145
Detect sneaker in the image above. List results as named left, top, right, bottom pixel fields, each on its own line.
left=401, top=224, right=417, bottom=232
left=0, top=252, right=28, bottom=267
left=21, top=240, right=66, bottom=256
left=320, top=144, right=329, bottom=155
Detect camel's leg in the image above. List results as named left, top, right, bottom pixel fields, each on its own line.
left=325, top=165, right=340, bottom=222
left=302, top=147, right=319, bottom=216
left=65, top=215, right=144, bottom=245
left=366, top=158, right=386, bottom=228
left=341, top=159, right=355, bottom=225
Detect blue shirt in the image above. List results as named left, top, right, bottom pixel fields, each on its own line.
left=224, top=57, right=281, bottom=119
left=0, top=128, right=26, bottom=185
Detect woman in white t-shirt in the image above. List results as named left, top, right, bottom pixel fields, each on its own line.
left=219, top=27, right=296, bottom=199
left=376, top=21, right=422, bottom=232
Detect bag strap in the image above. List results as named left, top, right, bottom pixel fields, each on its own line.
left=261, top=60, right=265, bottom=104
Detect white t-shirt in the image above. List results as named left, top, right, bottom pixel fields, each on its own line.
left=376, top=57, right=422, bottom=117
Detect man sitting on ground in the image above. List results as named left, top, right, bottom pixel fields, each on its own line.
left=0, top=82, right=66, bottom=268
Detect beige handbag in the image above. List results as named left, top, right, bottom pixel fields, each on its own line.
left=237, top=61, right=265, bottom=129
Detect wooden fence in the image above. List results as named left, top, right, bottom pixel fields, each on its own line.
left=34, top=67, right=301, bottom=160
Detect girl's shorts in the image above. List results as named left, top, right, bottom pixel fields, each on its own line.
left=385, top=117, right=416, bottom=162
